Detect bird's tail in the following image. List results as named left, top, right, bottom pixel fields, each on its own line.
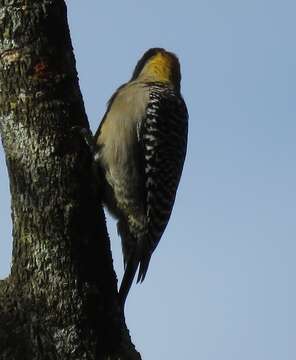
left=136, top=253, right=152, bottom=283
left=119, top=252, right=152, bottom=307
left=118, top=218, right=153, bottom=307
left=119, top=256, right=139, bottom=308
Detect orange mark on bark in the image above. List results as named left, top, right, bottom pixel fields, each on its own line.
left=34, top=61, right=50, bottom=78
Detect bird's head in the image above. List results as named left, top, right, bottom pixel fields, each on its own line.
left=131, top=48, right=181, bottom=91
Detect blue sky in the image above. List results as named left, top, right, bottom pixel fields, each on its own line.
left=1, top=1, right=296, bottom=359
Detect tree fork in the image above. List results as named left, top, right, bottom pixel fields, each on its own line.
left=0, top=1, right=140, bottom=358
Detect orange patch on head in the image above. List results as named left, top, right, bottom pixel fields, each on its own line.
left=138, top=50, right=180, bottom=86
left=144, top=52, right=172, bottom=81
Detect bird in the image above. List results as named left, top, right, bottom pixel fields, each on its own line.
left=94, top=48, right=188, bottom=307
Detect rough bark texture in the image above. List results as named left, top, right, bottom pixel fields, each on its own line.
left=0, top=1, right=141, bottom=359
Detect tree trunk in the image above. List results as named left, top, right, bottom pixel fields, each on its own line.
left=0, top=1, right=140, bottom=359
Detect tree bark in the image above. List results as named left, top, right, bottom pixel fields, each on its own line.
left=0, top=1, right=140, bottom=359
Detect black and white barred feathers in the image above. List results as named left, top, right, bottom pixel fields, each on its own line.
left=94, top=48, right=188, bottom=307
left=138, top=83, right=188, bottom=279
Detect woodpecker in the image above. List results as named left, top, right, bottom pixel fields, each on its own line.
left=94, top=48, right=188, bottom=306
